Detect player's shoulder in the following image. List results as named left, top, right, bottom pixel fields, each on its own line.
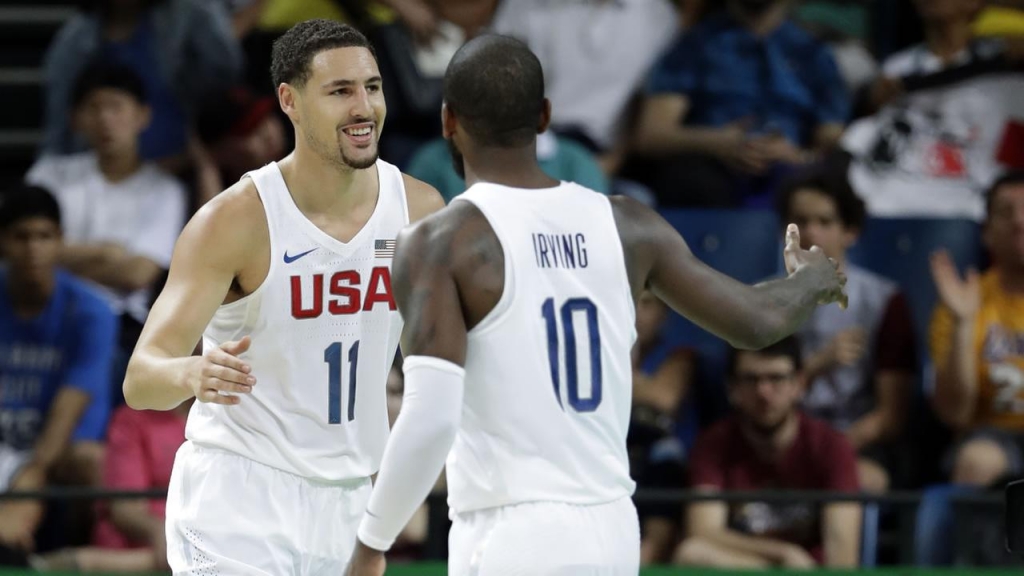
left=605, top=193, right=668, bottom=245
left=400, top=172, right=446, bottom=223
left=176, top=178, right=268, bottom=262
left=395, top=198, right=490, bottom=274
left=189, top=178, right=264, bottom=237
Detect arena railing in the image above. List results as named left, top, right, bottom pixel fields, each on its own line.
left=2, top=487, right=1008, bottom=566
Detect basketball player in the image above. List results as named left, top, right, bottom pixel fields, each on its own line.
left=345, top=35, right=846, bottom=576
left=121, top=20, right=444, bottom=575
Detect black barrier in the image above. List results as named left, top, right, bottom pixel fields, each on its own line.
left=0, top=488, right=1008, bottom=565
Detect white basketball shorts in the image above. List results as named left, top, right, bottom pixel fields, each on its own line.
left=165, top=441, right=371, bottom=575
left=449, top=496, right=640, bottom=575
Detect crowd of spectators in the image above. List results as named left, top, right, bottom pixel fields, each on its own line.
left=2, top=0, right=1024, bottom=571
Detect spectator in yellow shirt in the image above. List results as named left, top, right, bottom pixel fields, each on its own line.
left=929, top=171, right=1024, bottom=487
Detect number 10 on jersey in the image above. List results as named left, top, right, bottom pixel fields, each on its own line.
left=542, top=297, right=603, bottom=412
left=324, top=341, right=359, bottom=424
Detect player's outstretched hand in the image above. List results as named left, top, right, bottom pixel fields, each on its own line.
left=345, top=541, right=386, bottom=576
left=187, top=336, right=255, bottom=405
left=782, top=224, right=848, bottom=310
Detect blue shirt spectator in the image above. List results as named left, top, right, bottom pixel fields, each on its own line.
left=647, top=11, right=850, bottom=146
left=0, top=268, right=118, bottom=452
left=0, top=185, right=117, bottom=553
left=632, top=2, right=852, bottom=208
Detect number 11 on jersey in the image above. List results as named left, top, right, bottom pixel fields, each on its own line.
left=324, top=341, right=359, bottom=424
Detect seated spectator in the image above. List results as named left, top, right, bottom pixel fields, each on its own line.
left=26, top=63, right=187, bottom=371
left=406, top=131, right=608, bottom=202
left=877, top=0, right=990, bottom=86
left=630, top=291, right=691, bottom=565
left=930, top=171, right=1024, bottom=487
left=776, top=167, right=916, bottom=492
left=41, top=0, right=241, bottom=162
left=843, top=0, right=1022, bottom=222
left=31, top=401, right=189, bottom=572
left=490, top=0, right=678, bottom=175
left=193, top=86, right=287, bottom=205
left=674, top=338, right=861, bottom=569
left=0, top=186, right=117, bottom=556
left=633, top=0, right=850, bottom=208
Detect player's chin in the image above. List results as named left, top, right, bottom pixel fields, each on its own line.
left=339, top=141, right=379, bottom=170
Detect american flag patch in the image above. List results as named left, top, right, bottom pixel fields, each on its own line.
left=375, top=239, right=396, bottom=258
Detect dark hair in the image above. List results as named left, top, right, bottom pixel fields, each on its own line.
left=443, top=34, right=545, bottom=148
left=985, top=170, right=1024, bottom=218
left=270, top=19, right=376, bottom=88
left=71, top=61, right=147, bottom=109
left=0, top=185, right=62, bottom=230
left=726, top=336, right=802, bottom=380
left=775, top=164, right=866, bottom=231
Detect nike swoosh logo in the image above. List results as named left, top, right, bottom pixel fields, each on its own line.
left=283, top=248, right=316, bottom=264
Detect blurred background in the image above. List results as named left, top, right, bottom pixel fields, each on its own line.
left=1, top=0, right=1024, bottom=573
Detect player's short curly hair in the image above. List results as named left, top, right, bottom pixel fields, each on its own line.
left=270, top=19, right=377, bottom=88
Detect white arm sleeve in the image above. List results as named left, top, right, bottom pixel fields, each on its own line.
left=356, top=355, right=465, bottom=551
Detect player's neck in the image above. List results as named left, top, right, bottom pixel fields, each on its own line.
left=277, top=150, right=375, bottom=214
left=97, top=150, right=142, bottom=183
left=7, top=271, right=54, bottom=319
left=462, top=146, right=559, bottom=190
left=925, top=20, right=972, bottom=64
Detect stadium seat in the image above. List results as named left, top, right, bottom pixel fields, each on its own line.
left=846, top=217, right=984, bottom=374
left=658, top=209, right=784, bottom=428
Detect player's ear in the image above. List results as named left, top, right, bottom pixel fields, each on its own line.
left=538, top=98, right=552, bottom=134
left=278, top=83, right=299, bottom=124
left=441, top=102, right=457, bottom=140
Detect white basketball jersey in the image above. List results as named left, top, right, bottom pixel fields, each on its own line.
left=447, top=182, right=637, bottom=513
left=185, top=161, right=408, bottom=482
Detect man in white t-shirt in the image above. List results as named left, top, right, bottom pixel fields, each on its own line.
left=843, top=0, right=1016, bottom=222
left=25, top=62, right=187, bottom=346
left=490, top=0, right=678, bottom=174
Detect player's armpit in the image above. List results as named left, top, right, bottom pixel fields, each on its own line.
left=124, top=180, right=266, bottom=411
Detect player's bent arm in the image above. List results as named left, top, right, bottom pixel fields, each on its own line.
left=123, top=182, right=261, bottom=411
left=611, top=197, right=830, bottom=350
left=823, top=502, right=862, bottom=567
left=356, top=215, right=467, bottom=555
left=686, top=488, right=794, bottom=563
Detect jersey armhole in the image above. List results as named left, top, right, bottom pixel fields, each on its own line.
left=602, top=195, right=637, bottom=342
left=216, top=173, right=275, bottom=320
left=453, top=197, right=516, bottom=337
